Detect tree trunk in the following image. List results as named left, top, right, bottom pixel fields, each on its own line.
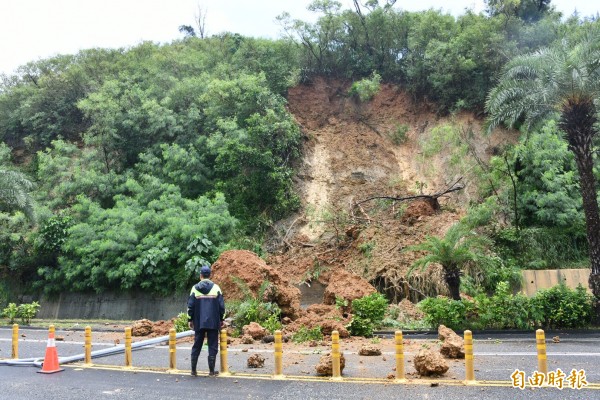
left=573, top=153, right=600, bottom=323
left=562, top=107, right=600, bottom=324
left=444, top=268, right=461, bottom=301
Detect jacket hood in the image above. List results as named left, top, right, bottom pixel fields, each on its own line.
left=195, top=279, right=214, bottom=295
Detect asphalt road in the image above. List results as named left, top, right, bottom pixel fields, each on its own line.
left=1, top=327, right=599, bottom=399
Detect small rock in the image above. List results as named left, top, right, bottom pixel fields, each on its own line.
left=241, top=349, right=248, bottom=352
left=261, top=335, right=275, bottom=344
left=387, top=373, right=395, bottom=380
left=552, top=336, right=560, bottom=343
left=55, top=336, right=64, bottom=341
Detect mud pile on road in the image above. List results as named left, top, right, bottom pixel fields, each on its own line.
left=131, top=318, right=174, bottom=337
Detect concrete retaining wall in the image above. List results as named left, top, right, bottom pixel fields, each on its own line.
left=35, top=269, right=592, bottom=320
left=37, top=291, right=189, bottom=321
left=521, top=268, right=591, bottom=297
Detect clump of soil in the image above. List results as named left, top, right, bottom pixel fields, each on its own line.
left=322, top=267, right=376, bottom=307
left=247, top=353, right=266, bottom=368
left=131, top=319, right=175, bottom=338
left=131, top=319, right=153, bottom=336
left=438, top=325, right=465, bottom=359
left=240, top=334, right=254, bottom=344
left=211, top=250, right=302, bottom=319
left=400, top=200, right=438, bottom=226
left=358, top=344, right=382, bottom=356
left=242, top=322, right=269, bottom=340
left=315, top=352, right=346, bottom=376
left=413, top=348, right=449, bottom=376
left=284, top=304, right=350, bottom=338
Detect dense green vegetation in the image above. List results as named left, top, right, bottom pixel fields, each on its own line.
left=0, top=35, right=304, bottom=295
left=418, top=282, right=593, bottom=330
left=0, top=0, right=599, bottom=326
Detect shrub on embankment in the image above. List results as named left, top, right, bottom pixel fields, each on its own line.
left=418, top=282, right=593, bottom=331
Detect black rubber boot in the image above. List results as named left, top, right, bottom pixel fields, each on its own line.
left=208, top=356, right=219, bottom=376
left=191, top=356, right=198, bottom=377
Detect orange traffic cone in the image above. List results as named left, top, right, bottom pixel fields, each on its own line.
left=38, top=326, right=64, bottom=374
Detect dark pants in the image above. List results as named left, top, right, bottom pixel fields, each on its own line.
left=191, top=328, right=219, bottom=360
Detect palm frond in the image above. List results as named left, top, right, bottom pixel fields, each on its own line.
left=0, top=169, right=36, bottom=222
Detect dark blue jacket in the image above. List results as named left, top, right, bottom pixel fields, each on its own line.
left=187, top=279, right=225, bottom=331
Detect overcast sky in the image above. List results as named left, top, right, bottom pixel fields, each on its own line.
left=1, top=0, right=598, bottom=76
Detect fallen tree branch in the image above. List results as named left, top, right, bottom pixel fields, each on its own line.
left=353, top=177, right=465, bottom=208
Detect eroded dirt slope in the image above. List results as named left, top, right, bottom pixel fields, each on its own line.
left=264, top=77, right=511, bottom=302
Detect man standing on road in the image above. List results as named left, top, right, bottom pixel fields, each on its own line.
left=187, top=264, right=225, bottom=377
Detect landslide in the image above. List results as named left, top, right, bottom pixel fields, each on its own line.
left=123, top=79, right=513, bottom=340
left=262, top=77, right=512, bottom=302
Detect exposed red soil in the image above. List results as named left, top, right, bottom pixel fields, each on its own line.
left=211, top=250, right=303, bottom=319
left=266, top=77, right=484, bottom=303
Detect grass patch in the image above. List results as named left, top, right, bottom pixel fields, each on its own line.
left=5, top=318, right=135, bottom=330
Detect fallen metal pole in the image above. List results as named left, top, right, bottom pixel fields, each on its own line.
left=0, top=330, right=194, bottom=367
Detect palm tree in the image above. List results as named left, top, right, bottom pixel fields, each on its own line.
left=406, top=223, right=491, bottom=300
left=486, top=26, right=600, bottom=318
left=0, top=168, right=35, bottom=221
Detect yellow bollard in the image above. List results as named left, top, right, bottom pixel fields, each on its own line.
left=168, top=328, right=176, bottom=371
left=273, top=330, right=284, bottom=379
left=536, top=329, right=547, bottom=375
left=12, top=324, right=18, bottom=359
left=219, top=329, right=230, bottom=376
left=464, top=330, right=476, bottom=384
left=395, top=331, right=405, bottom=382
left=84, top=326, right=92, bottom=365
left=125, top=327, right=132, bottom=367
left=331, top=330, right=342, bottom=380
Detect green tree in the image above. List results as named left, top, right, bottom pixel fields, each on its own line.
left=0, top=169, right=35, bottom=221
left=35, top=140, right=125, bottom=210
left=39, top=182, right=237, bottom=295
left=512, top=121, right=583, bottom=227
left=0, top=143, right=35, bottom=221
left=486, top=24, right=600, bottom=319
left=406, top=223, right=493, bottom=300
left=485, top=0, right=552, bottom=22
left=277, top=0, right=346, bottom=76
